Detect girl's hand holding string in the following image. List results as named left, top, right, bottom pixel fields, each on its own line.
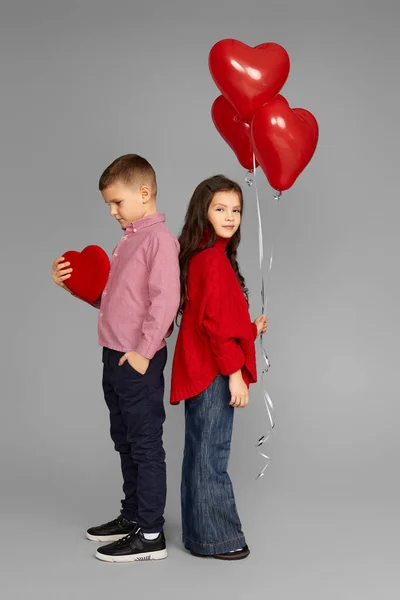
left=254, top=315, right=268, bottom=336
left=228, top=370, right=249, bottom=408
left=228, top=315, right=267, bottom=408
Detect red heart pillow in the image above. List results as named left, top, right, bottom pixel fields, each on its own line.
left=62, top=245, right=110, bottom=303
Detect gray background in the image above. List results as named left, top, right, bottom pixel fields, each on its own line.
left=1, top=0, right=399, bottom=598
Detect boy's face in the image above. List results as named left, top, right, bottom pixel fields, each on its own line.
left=102, top=181, right=151, bottom=229
left=207, top=190, right=242, bottom=239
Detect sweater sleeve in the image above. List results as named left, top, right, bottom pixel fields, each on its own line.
left=134, top=232, right=180, bottom=359
left=202, top=255, right=246, bottom=376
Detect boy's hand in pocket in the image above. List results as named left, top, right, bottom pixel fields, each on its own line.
left=119, top=351, right=150, bottom=375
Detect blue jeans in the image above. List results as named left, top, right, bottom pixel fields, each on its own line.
left=181, top=375, right=247, bottom=554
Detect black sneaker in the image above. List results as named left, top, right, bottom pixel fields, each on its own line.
left=86, top=515, right=137, bottom=542
left=95, top=528, right=167, bottom=562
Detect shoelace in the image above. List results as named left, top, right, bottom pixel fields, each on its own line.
left=116, top=528, right=141, bottom=546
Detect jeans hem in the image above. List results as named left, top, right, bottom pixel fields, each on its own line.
left=183, top=534, right=246, bottom=555
left=120, top=510, right=137, bottom=523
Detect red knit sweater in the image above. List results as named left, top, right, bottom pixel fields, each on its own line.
left=170, top=236, right=258, bottom=404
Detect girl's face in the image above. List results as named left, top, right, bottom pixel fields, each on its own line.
left=207, top=190, right=242, bottom=239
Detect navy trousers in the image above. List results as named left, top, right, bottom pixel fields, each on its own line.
left=102, top=346, right=167, bottom=534
left=181, top=375, right=247, bottom=554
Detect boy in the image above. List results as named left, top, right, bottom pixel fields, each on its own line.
left=51, top=155, right=180, bottom=562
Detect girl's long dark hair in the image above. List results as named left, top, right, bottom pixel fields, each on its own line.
left=177, top=174, right=248, bottom=318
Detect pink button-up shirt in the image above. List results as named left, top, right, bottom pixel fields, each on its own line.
left=93, top=213, right=180, bottom=359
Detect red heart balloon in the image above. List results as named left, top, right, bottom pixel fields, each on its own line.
left=211, top=95, right=258, bottom=171
left=209, top=39, right=290, bottom=121
left=251, top=100, right=319, bottom=191
left=272, top=93, right=289, bottom=106
left=62, top=245, right=110, bottom=303
left=211, top=93, right=288, bottom=170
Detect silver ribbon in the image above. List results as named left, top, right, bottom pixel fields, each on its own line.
left=245, top=156, right=281, bottom=479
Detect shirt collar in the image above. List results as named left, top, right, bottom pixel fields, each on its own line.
left=125, top=212, right=165, bottom=234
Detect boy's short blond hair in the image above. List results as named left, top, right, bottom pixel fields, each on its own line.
left=99, top=154, right=157, bottom=195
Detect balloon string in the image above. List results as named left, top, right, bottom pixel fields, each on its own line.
left=246, top=155, right=278, bottom=479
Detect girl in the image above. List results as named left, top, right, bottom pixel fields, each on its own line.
left=170, top=175, right=267, bottom=560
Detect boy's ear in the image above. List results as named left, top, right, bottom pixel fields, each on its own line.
left=140, top=184, right=152, bottom=203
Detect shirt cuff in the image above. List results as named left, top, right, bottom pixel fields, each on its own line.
left=134, top=337, right=160, bottom=360
left=251, top=322, right=258, bottom=340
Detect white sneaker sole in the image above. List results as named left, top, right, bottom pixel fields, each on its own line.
left=86, top=532, right=129, bottom=542
left=95, top=548, right=168, bottom=562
